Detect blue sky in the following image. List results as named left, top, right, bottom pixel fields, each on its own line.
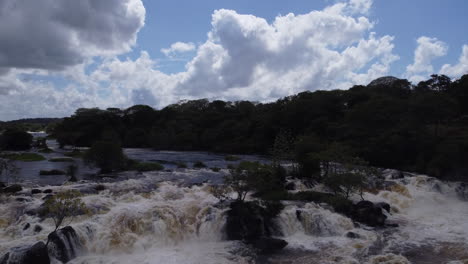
left=0, top=0, right=467, bottom=120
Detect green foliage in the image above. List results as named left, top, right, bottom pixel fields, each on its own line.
left=224, top=155, right=241, bottom=161
left=38, top=147, right=54, bottom=153
left=43, top=190, right=87, bottom=231
left=49, top=157, right=74, bottom=162
left=39, top=169, right=66, bottom=176
left=63, top=149, right=84, bottom=158
left=224, top=161, right=286, bottom=201
left=176, top=162, right=188, bottom=168
left=1, top=153, right=46, bottom=162
left=0, top=129, right=33, bottom=150
left=193, top=161, right=207, bottom=168
left=50, top=74, right=468, bottom=180
left=132, top=161, right=164, bottom=172
left=66, top=165, right=78, bottom=182
left=83, top=141, right=127, bottom=173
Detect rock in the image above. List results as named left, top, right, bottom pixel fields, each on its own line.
left=43, top=189, right=53, bottom=194
left=0, top=252, right=9, bottom=264
left=15, top=197, right=28, bottom=202
left=295, top=210, right=302, bottom=221
left=375, top=202, right=391, bottom=213
left=42, top=194, right=53, bottom=201
left=94, top=184, right=106, bottom=192
left=1, top=242, right=50, bottom=264
left=285, top=182, right=295, bottom=190
left=47, top=226, right=82, bottom=263
left=23, top=223, right=31, bottom=231
left=34, top=225, right=43, bottom=233
left=0, top=182, right=6, bottom=188
left=351, top=200, right=387, bottom=227
left=252, top=237, right=288, bottom=254
left=31, top=189, right=42, bottom=194
left=2, top=184, right=23, bottom=194
left=226, top=200, right=283, bottom=241
left=346, top=232, right=361, bottom=239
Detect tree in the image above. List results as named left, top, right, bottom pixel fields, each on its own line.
left=84, top=141, right=127, bottom=173
left=0, top=129, right=33, bottom=150
left=43, top=190, right=87, bottom=245
left=224, top=161, right=286, bottom=201
left=66, top=164, right=78, bottom=182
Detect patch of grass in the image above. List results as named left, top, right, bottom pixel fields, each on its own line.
left=64, top=149, right=84, bottom=158
left=49, top=157, right=74, bottom=162
left=132, top=162, right=164, bottom=172
left=1, top=153, right=46, bottom=162
left=224, top=155, right=241, bottom=161
left=38, top=148, right=54, bottom=153
left=193, top=161, right=207, bottom=168
left=39, top=169, right=65, bottom=175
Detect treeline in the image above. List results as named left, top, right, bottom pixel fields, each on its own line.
left=52, top=74, right=468, bottom=181
left=0, top=118, right=61, bottom=132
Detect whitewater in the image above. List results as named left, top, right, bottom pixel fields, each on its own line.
left=1, top=165, right=468, bottom=264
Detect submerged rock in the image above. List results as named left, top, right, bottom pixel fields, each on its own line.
left=226, top=200, right=283, bottom=242
left=1, top=184, right=22, bottom=194
left=252, top=237, right=288, bottom=254
left=47, top=226, right=82, bottom=263
left=31, top=189, right=42, bottom=194
left=0, top=242, right=50, bottom=264
left=351, top=200, right=388, bottom=227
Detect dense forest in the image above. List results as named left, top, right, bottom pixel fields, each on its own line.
left=0, top=118, right=61, bottom=132
left=51, top=74, right=468, bottom=181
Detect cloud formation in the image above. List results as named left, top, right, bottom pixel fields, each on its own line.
left=0, top=0, right=467, bottom=121
left=161, top=42, right=196, bottom=58
left=0, top=0, right=145, bottom=72
left=406, top=36, right=448, bottom=83
left=440, top=45, right=468, bottom=77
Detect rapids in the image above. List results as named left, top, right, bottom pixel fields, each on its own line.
left=1, top=146, right=468, bottom=263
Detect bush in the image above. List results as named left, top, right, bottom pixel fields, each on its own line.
left=177, top=162, right=188, bottom=168
left=39, top=147, right=54, bottom=153
left=0, top=129, right=33, bottom=150
left=84, top=141, right=127, bottom=173
left=193, top=161, right=207, bottom=168
left=1, top=153, right=46, bottom=162
left=225, top=155, right=241, bottom=161
left=43, top=190, right=87, bottom=232
left=39, top=169, right=65, bottom=175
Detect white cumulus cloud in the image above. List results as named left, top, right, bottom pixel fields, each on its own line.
left=161, top=42, right=196, bottom=58
left=406, top=36, right=448, bottom=83
left=440, top=45, right=468, bottom=78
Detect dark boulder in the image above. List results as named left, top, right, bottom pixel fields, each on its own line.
left=31, top=189, right=42, bottom=194
left=346, top=232, right=361, bottom=239
left=23, top=223, right=30, bottom=231
left=252, top=237, right=288, bottom=254
left=351, top=200, right=387, bottom=227
left=375, top=202, right=391, bottom=213
left=43, top=189, right=53, bottom=194
left=34, top=225, right=43, bottom=233
left=1, top=242, right=50, bottom=264
left=285, top=182, right=296, bottom=190
left=2, top=184, right=22, bottom=194
left=0, top=182, right=6, bottom=188
left=225, top=200, right=283, bottom=242
left=47, top=226, right=82, bottom=263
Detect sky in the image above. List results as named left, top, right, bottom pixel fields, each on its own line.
left=0, top=0, right=467, bottom=121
